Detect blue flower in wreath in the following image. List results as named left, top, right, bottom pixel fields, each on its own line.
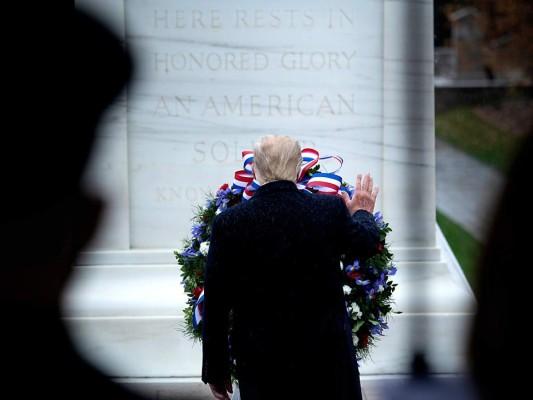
left=374, top=273, right=387, bottom=291
left=374, top=211, right=387, bottom=229
left=191, top=222, right=205, bottom=240
left=215, top=187, right=233, bottom=210
left=180, top=247, right=200, bottom=258
left=369, top=315, right=389, bottom=336
left=346, top=260, right=363, bottom=279
left=355, top=276, right=371, bottom=286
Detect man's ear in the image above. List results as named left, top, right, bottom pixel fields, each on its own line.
left=252, top=164, right=256, bottom=179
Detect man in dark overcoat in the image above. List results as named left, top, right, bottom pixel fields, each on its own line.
left=202, top=135, right=380, bottom=400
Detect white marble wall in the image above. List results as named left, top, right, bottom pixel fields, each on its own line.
left=383, top=0, right=437, bottom=250
left=126, top=0, right=386, bottom=249
left=77, top=0, right=438, bottom=256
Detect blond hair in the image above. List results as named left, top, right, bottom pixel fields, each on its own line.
left=252, top=135, right=302, bottom=184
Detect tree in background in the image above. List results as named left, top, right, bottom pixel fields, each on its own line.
left=436, top=0, right=533, bottom=83
left=475, top=0, right=533, bottom=83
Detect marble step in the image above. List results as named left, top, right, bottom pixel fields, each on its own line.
left=63, top=311, right=473, bottom=379
left=62, top=259, right=475, bottom=318
left=62, top=254, right=476, bottom=379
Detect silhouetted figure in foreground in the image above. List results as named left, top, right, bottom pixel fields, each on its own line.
left=469, top=130, right=533, bottom=400
left=377, top=130, right=533, bottom=400
left=1, top=9, right=147, bottom=399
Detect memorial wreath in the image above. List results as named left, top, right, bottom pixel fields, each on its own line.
left=175, top=147, right=400, bottom=371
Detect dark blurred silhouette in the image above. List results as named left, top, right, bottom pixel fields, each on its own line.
left=0, top=8, right=147, bottom=399
left=469, top=129, right=533, bottom=400
left=378, top=128, right=533, bottom=400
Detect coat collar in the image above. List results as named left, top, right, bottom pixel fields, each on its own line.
left=251, top=180, right=299, bottom=198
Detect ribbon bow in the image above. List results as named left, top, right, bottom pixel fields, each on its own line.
left=231, top=148, right=352, bottom=200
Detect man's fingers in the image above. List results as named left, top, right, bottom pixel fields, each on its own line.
left=372, top=186, right=379, bottom=201
left=355, top=174, right=362, bottom=191
left=209, top=383, right=231, bottom=400
left=367, top=175, right=373, bottom=193
left=225, top=380, right=233, bottom=394
left=362, top=172, right=371, bottom=191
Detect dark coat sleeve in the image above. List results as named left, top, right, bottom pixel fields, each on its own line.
left=341, top=208, right=381, bottom=262
left=201, top=215, right=233, bottom=385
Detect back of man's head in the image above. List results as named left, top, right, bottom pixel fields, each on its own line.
left=253, top=135, right=302, bottom=184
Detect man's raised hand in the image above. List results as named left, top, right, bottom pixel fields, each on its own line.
left=341, top=172, right=379, bottom=215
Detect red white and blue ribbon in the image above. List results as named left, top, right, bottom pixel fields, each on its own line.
left=231, top=147, right=349, bottom=200
left=192, top=289, right=205, bottom=329
left=230, top=150, right=261, bottom=200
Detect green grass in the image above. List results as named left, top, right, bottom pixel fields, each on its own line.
left=436, top=210, right=483, bottom=297
left=434, top=103, right=524, bottom=294
left=435, top=106, right=520, bottom=173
